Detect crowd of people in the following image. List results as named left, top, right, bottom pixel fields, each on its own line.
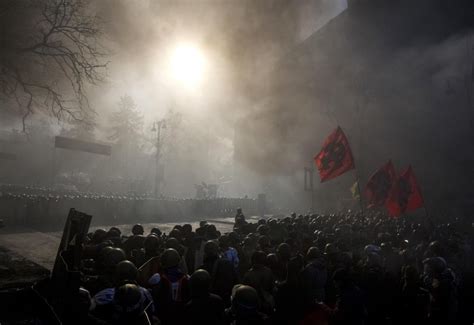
left=63, top=208, right=472, bottom=325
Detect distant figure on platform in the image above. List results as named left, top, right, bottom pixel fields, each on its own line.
left=234, top=208, right=247, bottom=232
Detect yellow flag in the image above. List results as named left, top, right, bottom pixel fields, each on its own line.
left=350, top=181, right=360, bottom=200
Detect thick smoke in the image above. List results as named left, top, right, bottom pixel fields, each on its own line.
left=0, top=0, right=348, bottom=200
left=234, top=0, right=474, bottom=212
left=3, top=0, right=471, bottom=214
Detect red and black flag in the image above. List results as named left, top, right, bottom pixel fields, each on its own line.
left=365, top=160, right=397, bottom=208
left=314, top=126, right=355, bottom=182
left=385, top=165, right=424, bottom=217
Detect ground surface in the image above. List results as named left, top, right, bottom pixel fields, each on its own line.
left=0, top=246, right=50, bottom=288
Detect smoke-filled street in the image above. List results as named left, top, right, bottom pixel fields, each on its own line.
left=0, top=1, right=473, bottom=324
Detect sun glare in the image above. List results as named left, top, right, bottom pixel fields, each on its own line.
left=169, top=43, right=206, bottom=87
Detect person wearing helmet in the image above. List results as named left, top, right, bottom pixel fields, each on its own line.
left=103, top=227, right=122, bottom=247
left=115, top=260, right=139, bottom=285
left=360, top=250, right=389, bottom=325
left=85, top=247, right=127, bottom=295
left=92, top=283, right=153, bottom=325
left=300, top=247, right=328, bottom=305
left=153, top=248, right=190, bottom=325
left=234, top=208, right=247, bottom=232
left=242, top=251, right=275, bottom=315
left=132, top=224, right=144, bottom=236
left=422, top=256, right=458, bottom=323
left=199, top=240, right=238, bottom=306
left=91, top=229, right=108, bottom=245
left=183, top=269, right=225, bottom=325
left=150, top=227, right=162, bottom=237
left=62, top=286, right=107, bottom=325
left=220, top=234, right=240, bottom=270
left=225, top=285, right=268, bottom=324
left=332, top=268, right=367, bottom=325
left=397, top=265, right=429, bottom=325
left=143, top=234, right=161, bottom=261
left=273, top=256, right=305, bottom=324
left=92, top=259, right=154, bottom=322
left=123, top=225, right=146, bottom=259
left=165, top=237, right=189, bottom=274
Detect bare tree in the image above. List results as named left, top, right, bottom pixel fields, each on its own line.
left=0, top=0, right=107, bottom=131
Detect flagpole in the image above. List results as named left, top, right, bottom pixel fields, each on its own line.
left=343, top=126, right=364, bottom=213
left=311, top=167, right=315, bottom=212
left=354, top=169, right=364, bottom=213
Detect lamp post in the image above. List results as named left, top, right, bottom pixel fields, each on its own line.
left=152, top=119, right=166, bottom=198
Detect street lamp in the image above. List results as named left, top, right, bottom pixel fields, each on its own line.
left=152, top=119, right=166, bottom=197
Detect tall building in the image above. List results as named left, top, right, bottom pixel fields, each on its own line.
left=235, top=0, right=474, bottom=212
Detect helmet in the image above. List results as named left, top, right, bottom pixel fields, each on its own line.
left=204, top=240, right=219, bottom=258
left=92, top=229, right=107, bottom=243
left=306, top=246, right=321, bottom=260
left=182, top=224, right=192, bottom=234
left=256, top=224, right=269, bottom=236
left=277, top=243, right=291, bottom=261
left=116, top=260, right=138, bottom=283
left=258, top=235, right=270, bottom=248
left=165, top=237, right=180, bottom=250
left=324, top=243, right=338, bottom=255
left=144, top=235, right=160, bottom=253
left=107, top=227, right=121, bottom=239
left=114, top=283, right=142, bottom=314
left=132, top=224, right=144, bottom=236
left=232, top=285, right=258, bottom=311
left=101, top=247, right=126, bottom=269
left=265, top=253, right=278, bottom=268
left=423, top=256, right=447, bottom=274
left=428, top=241, right=443, bottom=256
left=169, top=229, right=182, bottom=240
left=190, top=269, right=211, bottom=295
left=161, top=248, right=181, bottom=269
left=219, top=234, right=230, bottom=248
left=364, top=244, right=381, bottom=255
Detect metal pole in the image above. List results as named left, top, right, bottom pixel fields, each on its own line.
left=154, top=122, right=161, bottom=198
left=354, top=169, right=364, bottom=213
left=154, top=119, right=166, bottom=198
left=310, top=167, right=315, bottom=212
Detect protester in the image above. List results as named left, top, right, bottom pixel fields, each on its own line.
left=184, top=269, right=225, bottom=325
left=28, top=207, right=472, bottom=324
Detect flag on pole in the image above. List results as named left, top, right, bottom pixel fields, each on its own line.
left=350, top=181, right=360, bottom=200
left=365, top=160, right=397, bottom=208
left=314, top=126, right=355, bottom=182
left=385, top=165, right=424, bottom=217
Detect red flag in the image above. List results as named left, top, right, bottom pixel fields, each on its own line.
left=365, top=160, right=397, bottom=208
left=385, top=166, right=424, bottom=217
left=314, top=126, right=355, bottom=182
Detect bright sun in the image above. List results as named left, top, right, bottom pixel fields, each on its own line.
left=169, top=43, right=206, bottom=87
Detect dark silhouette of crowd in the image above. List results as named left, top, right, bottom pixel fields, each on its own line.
left=71, top=208, right=473, bottom=325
